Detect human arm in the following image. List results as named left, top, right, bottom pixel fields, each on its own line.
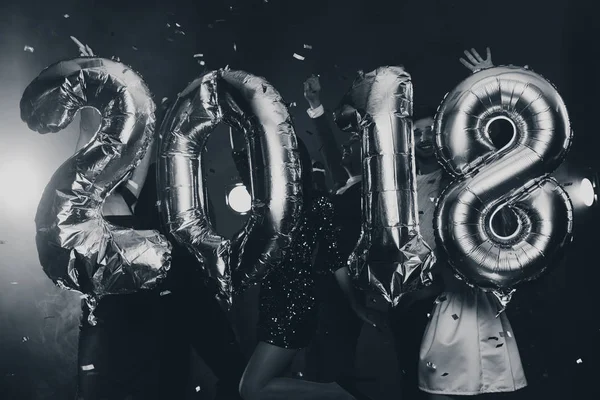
left=459, top=47, right=494, bottom=72
left=303, top=76, right=348, bottom=191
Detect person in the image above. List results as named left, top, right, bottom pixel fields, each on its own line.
left=235, top=137, right=364, bottom=400
left=73, top=40, right=247, bottom=400
left=301, top=76, right=377, bottom=390
left=415, top=48, right=528, bottom=399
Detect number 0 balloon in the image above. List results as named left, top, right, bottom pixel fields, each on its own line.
left=434, top=65, right=574, bottom=305
left=20, top=58, right=172, bottom=306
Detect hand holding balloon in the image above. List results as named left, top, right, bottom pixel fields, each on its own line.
left=459, top=47, right=493, bottom=72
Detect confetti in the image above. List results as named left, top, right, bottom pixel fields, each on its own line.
left=488, top=336, right=499, bottom=341
left=295, top=371, right=304, bottom=378
left=81, top=364, right=95, bottom=371
left=64, top=14, right=70, bottom=18
left=427, top=313, right=431, bottom=318
left=24, top=46, right=34, bottom=53
left=10, top=282, right=18, bottom=285
left=496, top=343, right=504, bottom=348
left=306, top=130, right=315, bottom=135
left=426, top=362, right=437, bottom=370
left=289, top=102, right=297, bottom=107
left=175, top=22, right=181, bottom=27
left=435, top=295, right=447, bottom=304
left=429, top=197, right=437, bottom=203
left=195, top=386, right=201, bottom=392
left=293, top=53, right=305, bottom=61
left=175, top=30, right=185, bottom=35
left=160, top=290, right=171, bottom=296
left=161, top=97, right=169, bottom=104
left=576, top=358, right=583, bottom=364
left=451, top=314, right=458, bottom=320
left=233, top=42, right=237, bottom=51
left=193, top=53, right=204, bottom=58
left=441, top=372, right=449, bottom=377
left=499, top=331, right=512, bottom=338
left=303, top=44, right=313, bottom=49
left=132, top=46, right=138, bottom=51
left=166, top=23, right=171, bottom=28
left=198, top=60, right=206, bottom=66
left=418, top=211, right=424, bottom=215
left=22, top=336, right=29, bottom=342
left=167, top=38, right=174, bottom=42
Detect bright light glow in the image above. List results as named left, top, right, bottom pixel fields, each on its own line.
left=0, top=158, right=43, bottom=212
left=226, top=184, right=251, bottom=214
left=579, top=178, right=595, bottom=207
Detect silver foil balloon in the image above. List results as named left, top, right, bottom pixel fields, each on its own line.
left=334, top=66, right=435, bottom=306
left=20, top=57, right=172, bottom=300
left=433, top=65, right=574, bottom=305
left=157, top=69, right=303, bottom=302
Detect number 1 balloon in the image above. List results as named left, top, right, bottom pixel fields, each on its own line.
left=433, top=65, right=574, bottom=307
left=335, top=66, right=435, bottom=306
left=20, top=58, right=172, bottom=316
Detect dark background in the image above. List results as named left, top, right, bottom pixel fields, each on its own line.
left=0, top=0, right=598, bottom=399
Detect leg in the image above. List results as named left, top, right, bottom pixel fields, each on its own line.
left=239, top=341, right=357, bottom=400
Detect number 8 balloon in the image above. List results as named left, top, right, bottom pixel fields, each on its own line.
left=157, top=69, right=303, bottom=303
left=20, top=58, right=172, bottom=313
left=433, top=65, right=574, bottom=306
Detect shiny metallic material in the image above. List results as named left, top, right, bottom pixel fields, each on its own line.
left=334, top=66, right=435, bottom=306
left=158, top=69, right=303, bottom=302
left=434, top=66, right=574, bottom=301
left=20, top=57, right=172, bottom=300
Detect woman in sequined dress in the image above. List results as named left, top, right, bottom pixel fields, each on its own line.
left=234, top=138, right=359, bottom=400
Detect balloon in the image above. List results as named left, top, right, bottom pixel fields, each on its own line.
left=334, top=66, right=435, bottom=306
left=157, top=69, right=303, bottom=302
left=433, top=65, right=574, bottom=306
left=20, top=57, right=172, bottom=314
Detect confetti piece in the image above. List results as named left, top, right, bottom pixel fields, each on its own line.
left=161, top=97, right=168, bottom=104
left=435, top=295, right=447, bottom=304
left=233, top=43, right=237, bottom=51
left=22, top=337, right=29, bottom=342
left=426, top=362, right=437, bottom=370
left=451, top=314, right=458, bottom=320
left=576, top=358, right=583, bottom=364
left=441, top=372, right=449, bottom=377
left=160, top=290, right=171, bottom=296
left=427, top=313, right=431, bottom=318
left=132, top=46, right=138, bottom=51
left=193, top=53, right=204, bottom=58
left=303, top=44, right=312, bottom=49
left=488, top=336, right=499, bottom=341
left=24, top=46, right=34, bottom=53
left=295, top=371, right=304, bottom=378
left=195, top=386, right=201, bottom=392
left=64, top=14, right=70, bottom=18
left=289, top=102, right=297, bottom=107
left=306, top=130, right=315, bottom=135
left=167, top=38, right=174, bottom=42
left=429, top=197, right=436, bottom=203
left=418, top=211, right=424, bottom=215
left=81, top=364, right=95, bottom=371
left=175, top=22, right=181, bottom=28
left=293, top=53, right=305, bottom=61
left=10, top=282, right=18, bottom=285
left=175, top=30, right=185, bottom=35
left=198, top=60, right=206, bottom=66
left=499, top=331, right=512, bottom=338
left=496, top=343, right=504, bottom=348
left=166, top=23, right=171, bottom=28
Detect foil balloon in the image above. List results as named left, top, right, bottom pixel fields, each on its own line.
left=433, top=65, right=574, bottom=306
left=334, top=66, right=435, bottom=306
left=158, top=69, right=303, bottom=303
left=20, top=58, right=172, bottom=307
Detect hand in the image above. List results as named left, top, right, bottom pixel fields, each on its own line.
left=459, top=47, right=493, bottom=72
left=70, top=36, right=95, bottom=56
left=303, top=75, right=322, bottom=109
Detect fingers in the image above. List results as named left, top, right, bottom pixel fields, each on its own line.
left=463, top=49, right=478, bottom=65
left=459, top=58, right=474, bottom=70
left=85, top=45, right=95, bottom=56
left=486, top=46, right=492, bottom=61
left=471, top=48, right=484, bottom=62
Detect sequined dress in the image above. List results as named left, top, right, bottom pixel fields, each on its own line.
left=257, top=195, right=345, bottom=349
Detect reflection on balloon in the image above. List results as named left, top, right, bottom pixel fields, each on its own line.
left=433, top=65, right=574, bottom=307
left=227, top=184, right=252, bottom=214
left=334, top=66, right=435, bottom=306
left=20, top=57, right=172, bottom=323
left=157, top=69, right=303, bottom=303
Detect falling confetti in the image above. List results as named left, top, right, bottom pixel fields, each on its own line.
left=429, top=197, right=436, bottom=203
left=499, top=331, right=513, bottom=338
left=160, top=290, right=171, bottom=296
left=451, top=314, right=459, bottom=320
left=418, top=211, right=424, bottom=215
left=576, top=358, right=583, bottom=364
left=64, top=14, right=70, bottom=18
left=289, top=102, right=297, bottom=107
left=132, top=46, right=138, bottom=51
left=488, top=336, right=499, bottom=341
left=293, top=53, right=305, bottom=61
left=198, top=60, right=206, bottom=66
left=426, top=361, right=437, bottom=370
left=435, top=295, right=447, bottom=304
left=22, top=336, right=29, bottom=342
left=496, top=343, right=504, bottom=348
left=24, top=46, right=34, bottom=53
left=81, top=364, right=95, bottom=371
left=233, top=42, right=237, bottom=51
left=167, top=23, right=171, bottom=28
left=295, top=371, right=304, bottom=378
left=175, top=22, right=181, bottom=28
left=441, top=372, right=449, bottom=377
left=167, top=38, right=174, bottom=42
left=303, top=44, right=313, bottom=49
left=175, top=30, right=185, bottom=35
left=193, top=53, right=204, bottom=58
left=10, top=282, right=18, bottom=285
left=427, top=313, right=431, bottom=318
left=195, top=386, right=201, bottom=392
left=306, top=130, right=315, bottom=135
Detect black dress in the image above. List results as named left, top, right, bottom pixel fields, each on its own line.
left=257, top=194, right=345, bottom=349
